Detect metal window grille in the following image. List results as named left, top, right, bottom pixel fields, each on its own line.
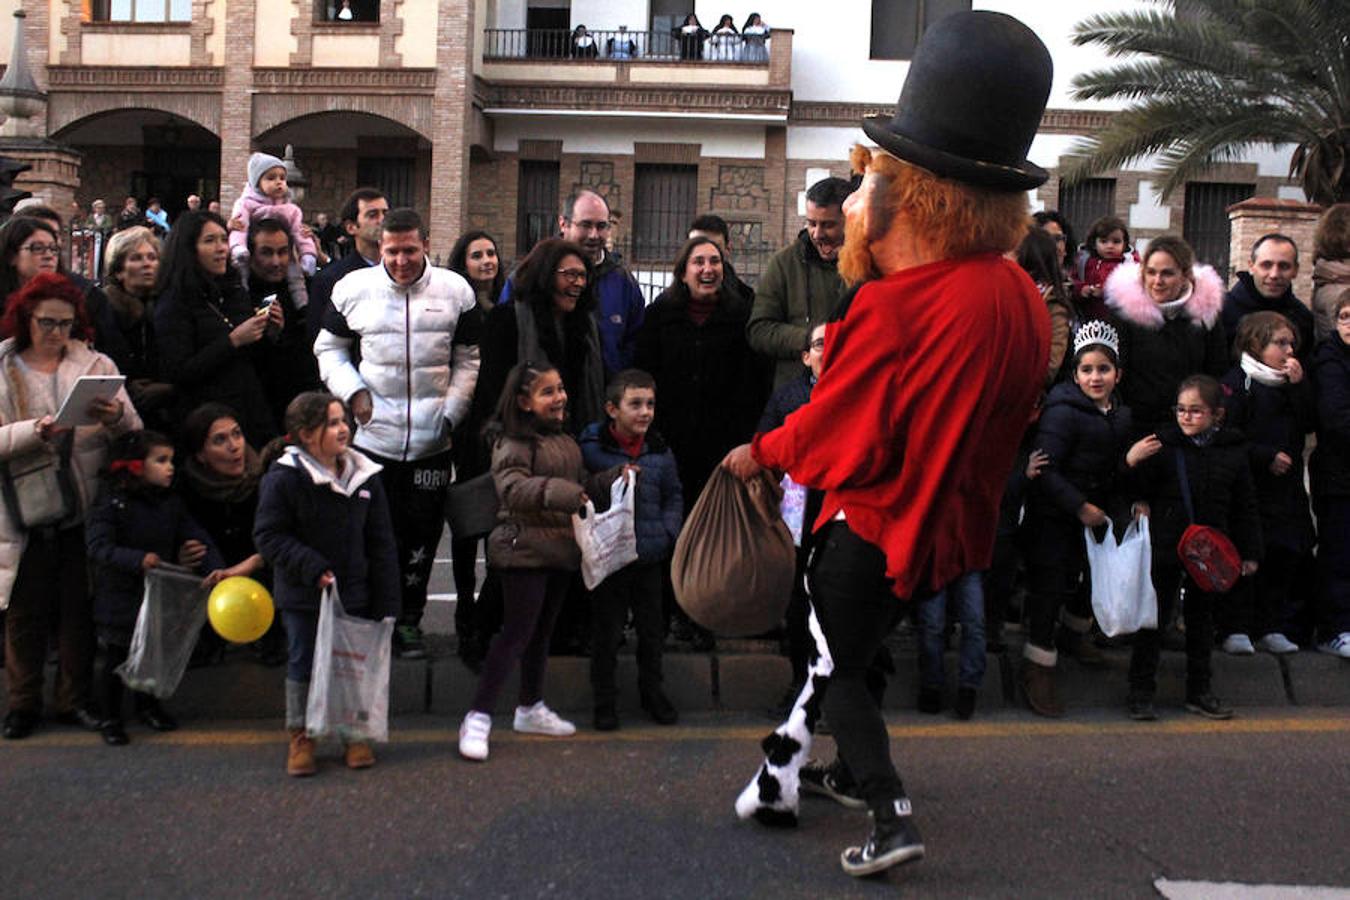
left=632, top=164, right=697, bottom=265
left=1058, top=178, right=1117, bottom=248
left=516, top=161, right=560, bottom=259
left=1183, top=182, right=1254, bottom=280
left=356, top=157, right=415, bottom=211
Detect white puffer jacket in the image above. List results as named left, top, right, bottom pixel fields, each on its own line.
left=0, top=338, right=141, bottom=609
left=315, top=261, right=481, bottom=462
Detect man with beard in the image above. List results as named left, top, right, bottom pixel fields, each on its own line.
left=724, top=11, right=1052, bottom=877
left=306, top=188, right=388, bottom=346
left=747, top=177, right=852, bottom=388
left=247, top=218, right=321, bottom=426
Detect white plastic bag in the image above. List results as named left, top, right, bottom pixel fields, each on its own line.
left=779, top=473, right=807, bottom=547
left=117, top=566, right=209, bottom=699
left=305, top=583, right=395, bottom=743
left=1084, top=515, right=1158, bottom=637
left=572, top=469, right=639, bottom=590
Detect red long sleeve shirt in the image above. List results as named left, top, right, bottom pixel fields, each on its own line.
left=752, top=254, right=1049, bottom=599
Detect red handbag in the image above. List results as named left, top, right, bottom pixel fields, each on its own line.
left=1174, top=449, right=1242, bottom=593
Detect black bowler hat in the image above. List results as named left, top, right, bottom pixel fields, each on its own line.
left=862, top=11, right=1052, bottom=191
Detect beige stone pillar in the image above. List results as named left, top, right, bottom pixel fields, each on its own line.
left=428, top=0, right=474, bottom=260
left=216, top=0, right=256, bottom=213
left=1227, top=197, right=1322, bottom=301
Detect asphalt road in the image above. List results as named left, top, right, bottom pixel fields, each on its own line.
left=3, top=709, right=1349, bottom=899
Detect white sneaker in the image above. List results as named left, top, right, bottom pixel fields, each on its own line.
left=1317, top=633, right=1350, bottom=659
left=1256, top=633, right=1299, bottom=655
left=513, top=702, right=576, bottom=736
left=458, top=711, right=491, bottom=761
left=1222, top=633, right=1255, bottom=655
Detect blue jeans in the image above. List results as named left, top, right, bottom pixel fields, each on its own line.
left=917, top=571, right=987, bottom=691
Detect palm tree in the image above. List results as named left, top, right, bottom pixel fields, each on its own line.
left=1061, top=0, right=1350, bottom=206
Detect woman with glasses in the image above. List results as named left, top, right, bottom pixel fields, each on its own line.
left=152, top=211, right=281, bottom=448
left=473, top=238, right=605, bottom=434
left=0, top=272, right=141, bottom=740
left=1103, top=234, right=1228, bottom=437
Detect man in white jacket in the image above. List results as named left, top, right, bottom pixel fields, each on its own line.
left=315, top=208, right=483, bottom=658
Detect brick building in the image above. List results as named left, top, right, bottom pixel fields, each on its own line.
left=0, top=0, right=1306, bottom=280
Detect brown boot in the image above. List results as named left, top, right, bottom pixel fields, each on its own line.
left=1057, top=629, right=1106, bottom=668
left=1021, top=661, right=1064, bottom=718
left=287, top=728, right=317, bottom=777
left=344, top=741, right=375, bottom=770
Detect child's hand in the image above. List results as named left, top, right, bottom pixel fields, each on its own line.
left=141, top=552, right=162, bottom=572
left=317, top=571, right=335, bottom=589
left=1025, top=448, right=1050, bottom=480
left=1283, top=358, right=1304, bottom=384
left=227, top=215, right=245, bottom=232
left=1083, top=284, right=1100, bottom=298
left=1076, top=502, right=1108, bottom=527
left=1240, top=560, right=1259, bottom=576
left=577, top=491, right=590, bottom=513
left=202, top=569, right=227, bottom=588
left=1131, top=501, right=1150, bottom=520
left=178, top=539, right=208, bottom=568
left=1126, top=434, right=1162, bottom=467
left=1270, top=452, right=1293, bottom=476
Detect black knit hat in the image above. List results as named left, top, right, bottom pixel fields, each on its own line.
left=861, top=11, right=1053, bottom=191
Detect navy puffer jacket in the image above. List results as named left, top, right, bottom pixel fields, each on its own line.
left=578, top=422, right=684, bottom=563
left=1027, top=380, right=1135, bottom=520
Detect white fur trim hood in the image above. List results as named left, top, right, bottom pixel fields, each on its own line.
left=1104, top=261, right=1225, bottom=331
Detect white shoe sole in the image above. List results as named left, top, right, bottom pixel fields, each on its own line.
left=513, top=724, right=576, bottom=736
left=840, top=843, right=925, bottom=876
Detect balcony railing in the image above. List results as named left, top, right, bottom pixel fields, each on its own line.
left=483, top=28, right=770, bottom=64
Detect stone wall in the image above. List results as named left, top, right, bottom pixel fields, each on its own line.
left=72, top=145, right=141, bottom=210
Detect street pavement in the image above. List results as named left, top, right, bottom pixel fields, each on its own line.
left=3, top=708, right=1349, bottom=898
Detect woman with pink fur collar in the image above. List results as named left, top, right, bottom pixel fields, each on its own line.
left=1105, top=234, right=1228, bottom=435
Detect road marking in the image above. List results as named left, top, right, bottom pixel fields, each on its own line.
left=7, top=714, right=1349, bottom=748
left=1156, top=878, right=1350, bottom=898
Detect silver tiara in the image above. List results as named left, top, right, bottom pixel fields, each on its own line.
left=1073, top=319, right=1119, bottom=357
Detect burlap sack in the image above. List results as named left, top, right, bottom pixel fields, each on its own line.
left=672, top=467, right=796, bottom=636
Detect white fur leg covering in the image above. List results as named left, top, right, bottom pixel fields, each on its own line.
left=735, top=602, right=834, bottom=828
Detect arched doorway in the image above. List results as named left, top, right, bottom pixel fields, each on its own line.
left=53, top=110, right=221, bottom=219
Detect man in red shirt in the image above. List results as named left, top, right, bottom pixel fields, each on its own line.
left=724, top=11, right=1053, bottom=877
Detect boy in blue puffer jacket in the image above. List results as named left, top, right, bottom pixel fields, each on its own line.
left=578, top=369, right=683, bottom=732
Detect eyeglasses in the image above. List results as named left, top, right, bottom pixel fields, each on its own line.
left=569, top=219, right=610, bottom=233
left=21, top=243, right=60, bottom=257
left=1268, top=338, right=1295, bottom=349
left=1050, top=234, right=1066, bottom=244
left=809, top=339, right=826, bottom=350
left=556, top=268, right=588, bottom=283
left=1172, top=405, right=1211, bottom=419
left=35, top=317, right=76, bottom=333
left=1337, top=311, right=1350, bottom=324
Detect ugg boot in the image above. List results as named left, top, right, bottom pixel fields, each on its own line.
left=287, top=728, right=317, bottom=777
left=343, top=741, right=375, bottom=769
left=1020, top=660, right=1064, bottom=718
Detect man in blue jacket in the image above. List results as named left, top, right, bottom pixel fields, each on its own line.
left=502, top=190, right=645, bottom=376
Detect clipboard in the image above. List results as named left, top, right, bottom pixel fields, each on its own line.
left=53, top=375, right=125, bottom=427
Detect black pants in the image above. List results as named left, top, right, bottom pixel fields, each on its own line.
left=1128, top=565, right=1214, bottom=698
left=4, top=526, right=92, bottom=716
left=1025, top=520, right=1095, bottom=654
left=1318, top=497, right=1350, bottom=635
left=99, top=641, right=160, bottom=723
left=451, top=536, right=480, bottom=634
left=809, top=522, right=909, bottom=810
left=366, top=449, right=452, bottom=628
left=590, top=561, right=665, bottom=704
left=1216, top=546, right=1309, bottom=641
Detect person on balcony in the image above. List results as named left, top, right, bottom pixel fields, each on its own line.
left=709, top=15, right=740, bottom=61
left=740, top=13, right=769, bottom=62
left=673, top=13, right=708, bottom=60
left=607, top=24, right=637, bottom=59
left=571, top=25, right=598, bottom=58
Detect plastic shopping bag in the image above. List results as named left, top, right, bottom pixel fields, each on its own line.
left=573, top=470, right=639, bottom=590
left=1084, top=515, right=1158, bottom=637
left=779, top=473, right=807, bottom=547
left=305, top=584, right=396, bottom=743
left=672, top=468, right=795, bottom=636
left=117, top=565, right=209, bottom=699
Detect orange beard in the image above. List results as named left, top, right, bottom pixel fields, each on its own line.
left=839, top=207, right=882, bottom=287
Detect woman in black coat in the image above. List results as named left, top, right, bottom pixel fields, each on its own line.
left=673, top=13, right=708, bottom=60
left=1310, top=296, right=1350, bottom=657
left=635, top=236, right=769, bottom=505
left=152, top=212, right=282, bottom=447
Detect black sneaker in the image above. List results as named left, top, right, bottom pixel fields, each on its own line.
left=841, top=798, right=926, bottom=877
left=394, top=625, right=427, bottom=660
left=799, top=758, right=866, bottom=809
left=1185, top=693, right=1233, bottom=720
left=955, top=686, right=977, bottom=721
left=101, top=719, right=129, bottom=746
left=917, top=687, right=942, bottom=715
left=1126, top=696, right=1157, bottom=721
left=593, top=702, right=619, bottom=732
left=640, top=690, right=678, bottom=725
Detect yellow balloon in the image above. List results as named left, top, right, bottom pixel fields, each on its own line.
left=208, top=577, right=275, bottom=644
